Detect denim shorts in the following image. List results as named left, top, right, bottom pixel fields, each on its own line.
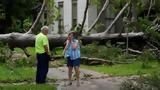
left=67, top=57, right=80, bottom=67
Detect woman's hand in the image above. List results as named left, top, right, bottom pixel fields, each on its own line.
left=72, top=42, right=77, bottom=49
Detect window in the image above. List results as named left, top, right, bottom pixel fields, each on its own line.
left=58, top=2, right=64, bottom=33
left=72, top=0, right=77, bottom=27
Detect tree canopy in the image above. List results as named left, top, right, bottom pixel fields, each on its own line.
left=0, top=0, right=39, bottom=33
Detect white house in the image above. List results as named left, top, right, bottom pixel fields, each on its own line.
left=51, top=0, right=98, bottom=33
left=51, top=0, right=119, bottom=34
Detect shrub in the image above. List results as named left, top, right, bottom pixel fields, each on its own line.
left=23, top=18, right=32, bottom=31
left=0, top=43, right=35, bottom=68
left=14, top=55, right=36, bottom=67
left=137, top=50, right=157, bottom=69
left=138, top=17, right=160, bottom=41
left=81, top=43, right=124, bottom=61
left=0, top=43, right=13, bottom=66
left=120, top=70, right=160, bottom=90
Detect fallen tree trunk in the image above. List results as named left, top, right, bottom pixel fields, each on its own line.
left=52, top=56, right=136, bottom=65
left=80, top=57, right=136, bottom=65
left=0, top=32, right=144, bottom=49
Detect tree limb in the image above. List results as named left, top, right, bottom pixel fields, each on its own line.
left=51, top=56, right=136, bottom=64
left=147, top=0, right=153, bottom=17
left=87, top=0, right=109, bottom=32
left=146, top=41, right=158, bottom=50
left=128, top=48, right=143, bottom=54
left=80, top=0, right=89, bottom=35
left=104, top=2, right=130, bottom=34
left=22, top=48, right=31, bottom=57
left=26, top=0, right=46, bottom=34
left=81, top=57, right=136, bottom=65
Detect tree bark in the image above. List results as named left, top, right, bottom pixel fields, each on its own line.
left=131, top=0, right=138, bottom=32
left=26, top=0, right=46, bottom=34
left=80, top=57, right=136, bottom=65
left=79, top=0, right=89, bottom=35
left=87, top=0, right=109, bottom=32
left=53, top=56, right=136, bottom=65
left=147, top=0, right=153, bottom=17
left=0, top=32, right=144, bottom=49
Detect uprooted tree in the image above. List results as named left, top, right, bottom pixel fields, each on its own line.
left=1, top=0, right=159, bottom=51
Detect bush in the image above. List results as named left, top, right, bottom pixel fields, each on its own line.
left=138, top=17, right=160, bottom=41
left=0, top=43, right=13, bottom=66
left=0, top=43, right=35, bottom=68
left=137, top=50, right=157, bottom=69
left=23, top=18, right=32, bottom=31
left=120, top=70, right=160, bottom=90
left=14, top=56, right=36, bottom=67
left=81, top=43, right=125, bottom=61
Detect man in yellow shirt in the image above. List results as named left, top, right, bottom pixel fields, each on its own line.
left=35, top=26, right=50, bottom=84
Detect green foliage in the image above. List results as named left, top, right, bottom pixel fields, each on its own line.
left=46, top=0, right=57, bottom=24
left=2, top=0, right=37, bottom=19
left=46, top=0, right=61, bottom=22
left=137, top=50, right=157, bottom=69
left=90, top=0, right=101, bottom=8
left=50, top=60, right=64, bottom=68
left=23, top=18, right=32, bottom=31
left=138, top=17, right=152, bottom=32
left=1, top=0, right=39, bottom=32
left=14, top=56, right=36, bottom=67
left=0, top=84, right=55, bottom=90
left=54, top=6, right=61, bottom=21
left=137, top=50, right=157, bottom=61
left=110, top=0, right=128, bottom=13
left=154, top=0, right=160, bottom=15
left=81, top=61, right=159, bottom=76
left=0, top=44, right=36, bottom=68
left=120, top=69, right=160, bottom=90
left=147, top=27, right=160, bottom=41
left=120, top=80, right=141, bottom=90
left=138, top=17, right=160, bottom=41
left=148, top=70, right=160, bottom=89
left=54, top=47, right=63, bottom=55
left=13, top=48, right=36, bottom=67
left=94, top=23, right=105, bottom=33
left=0, top=64, right=35, bottom=82
left=136, top=0, right=145, bottom=15
left=0, top=43, right=12, bottom=63
left=81, top=43, right=126, bottom=61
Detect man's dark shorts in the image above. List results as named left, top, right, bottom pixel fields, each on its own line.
left=67, top=57, right=80, bottom=67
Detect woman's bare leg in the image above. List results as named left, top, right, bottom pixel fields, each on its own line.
left=74, top=66, right=80, bottom=86
left=68, top=66, right=73, bottom=85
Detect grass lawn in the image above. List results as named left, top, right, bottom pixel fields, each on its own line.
left=0, top=64, right=35, bottom=82
left=0, top=84, right=55, bottom=90
left=0, top=64, right=56, bottom=90
left=81, top=61, right=160, bottom=76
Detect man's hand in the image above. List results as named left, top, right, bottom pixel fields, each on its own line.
left=44, top=45, right=50, bottom=55
left=62, top=50, right=65, bottom=56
